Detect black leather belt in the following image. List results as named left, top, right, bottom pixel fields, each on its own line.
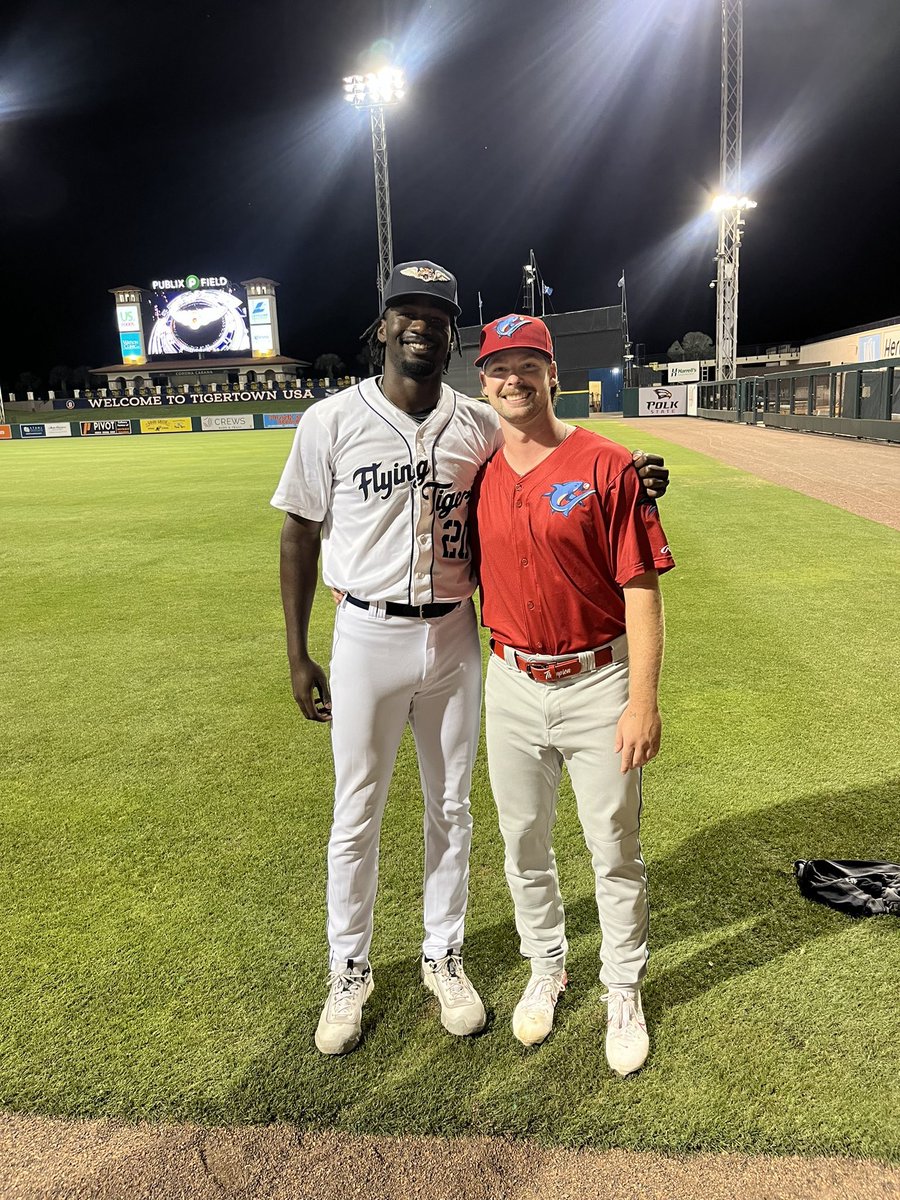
left=346, top=594, right=461, bottom=619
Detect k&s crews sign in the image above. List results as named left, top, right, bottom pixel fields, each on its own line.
left=200, top=414, right=254, bottom=431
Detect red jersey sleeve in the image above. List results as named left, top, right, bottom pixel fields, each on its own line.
left=603, top=463, right=675, bottom=586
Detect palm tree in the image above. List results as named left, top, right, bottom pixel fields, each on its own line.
left=314, top=353, right=346, bottom=380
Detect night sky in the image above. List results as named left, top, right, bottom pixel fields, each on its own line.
left=2, top=0, right=899, bottom=388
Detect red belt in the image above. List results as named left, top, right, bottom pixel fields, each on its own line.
left=491, top=639, right=614, bottom=683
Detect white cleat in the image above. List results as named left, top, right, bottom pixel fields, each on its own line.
left=422, top=950, right=487, bottom=1036
left=315, top=962, right=374, bottom=1055
left=512, top=969, right=567, bottom=1047
left=603, top=987, right=649, bottom=1077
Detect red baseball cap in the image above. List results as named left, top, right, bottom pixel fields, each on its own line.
left=475, top=314, right=554, bottom=367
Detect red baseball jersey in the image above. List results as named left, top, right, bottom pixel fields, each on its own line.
left=471, top=426, right=674, bottom=655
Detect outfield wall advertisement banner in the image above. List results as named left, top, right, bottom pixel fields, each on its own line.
left=19, top=423, right=70, bottom=438
left=262, top=412, right=303, bottom=428
left=139, top=417, right=193, bottom=434
left=0, top=425, right=11, bottom=440
left=81, top=420, right=132, bottom=436
left=638, top=386, right=688, bottom=416
left=200, top=414, right=254, bottom=431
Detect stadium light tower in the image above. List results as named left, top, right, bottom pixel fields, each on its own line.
left=712, top=0, right=756, bottom=383
left=343, top=67, right=406, bottom=307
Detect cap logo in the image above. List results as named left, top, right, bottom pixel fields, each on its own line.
left=401, top=266, right=450, bottom=283
left=495, top=315, right=532, bottom=338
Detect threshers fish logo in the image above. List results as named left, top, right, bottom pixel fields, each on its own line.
left=543, top=480, right=596, bottom=517
left=400, top=266, right=450, bottom=282
left=496, top=314, right=532, bottom=338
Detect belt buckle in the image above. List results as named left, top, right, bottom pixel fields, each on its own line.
left=526, top=657, right=581, bottom=683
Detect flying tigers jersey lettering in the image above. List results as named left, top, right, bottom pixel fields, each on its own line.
left=471, top=425, right=675, bottom=654
left=271, top=378, right=504, bottom=605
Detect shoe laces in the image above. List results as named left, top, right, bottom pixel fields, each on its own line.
left=327, top=965, right=369, bottom=1019
left=602, top=989, right=644, bottom=1037
left=521, top=972, right=566, bottom=1014
left=427, top=951, right=475, bottom=1003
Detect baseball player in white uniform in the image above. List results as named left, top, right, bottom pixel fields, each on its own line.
left=272, top=261, right=669, bottom=1056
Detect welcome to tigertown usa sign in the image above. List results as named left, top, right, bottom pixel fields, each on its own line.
left=53, top=387, right=335, bottom=410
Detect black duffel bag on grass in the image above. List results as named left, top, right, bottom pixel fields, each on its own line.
left=794, top=859, right=900, bottom=917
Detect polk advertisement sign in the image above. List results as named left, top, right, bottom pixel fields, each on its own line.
left=638, top=387, right=688, bottom=417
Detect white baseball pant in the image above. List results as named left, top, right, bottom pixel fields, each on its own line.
left=326, top=597, right=483, bottom=970
left=484, top=644, right=649, bottom=987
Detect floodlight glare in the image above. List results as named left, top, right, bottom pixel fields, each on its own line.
left=710, top=193, right=758, bottom=214
left=342, top=68, right=406, bottom=108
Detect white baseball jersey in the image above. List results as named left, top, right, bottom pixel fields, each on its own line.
left=271, top=377, right=503, bottom=605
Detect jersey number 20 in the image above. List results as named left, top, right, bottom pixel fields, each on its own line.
left=441, top=519, right=469, bottom=560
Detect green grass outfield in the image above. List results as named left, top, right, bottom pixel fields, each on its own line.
left=1, top=422, right=898, bottom=1156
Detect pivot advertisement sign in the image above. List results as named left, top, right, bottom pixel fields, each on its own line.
left=82, top=420, right=132, bottom=436
left=638, top=386, right=688, bottom=416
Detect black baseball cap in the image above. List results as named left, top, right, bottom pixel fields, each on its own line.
left=382, top=260, right=461, bottom=317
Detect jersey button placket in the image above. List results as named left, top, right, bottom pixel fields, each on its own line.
left=411, top=431, right=432, bottom=604
left=520, top=482, right=542, bottom=648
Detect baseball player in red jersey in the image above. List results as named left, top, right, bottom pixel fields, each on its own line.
left=470, top=314, right=674, bottom=1074
left=273, top=266, right=670, bottom=1057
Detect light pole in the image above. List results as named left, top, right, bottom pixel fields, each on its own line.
left=618, top=270, right=634, bottom=389
left=711, top=192, right=756, bottom=383
left=343, top=68, right=406, bottom=308
left=712, top=0, right=757, bottom=385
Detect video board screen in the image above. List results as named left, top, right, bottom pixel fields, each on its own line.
left=146, top=282, right=251, bottom=358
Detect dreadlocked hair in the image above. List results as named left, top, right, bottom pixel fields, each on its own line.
left=360, top=314, right=462, bottom=375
